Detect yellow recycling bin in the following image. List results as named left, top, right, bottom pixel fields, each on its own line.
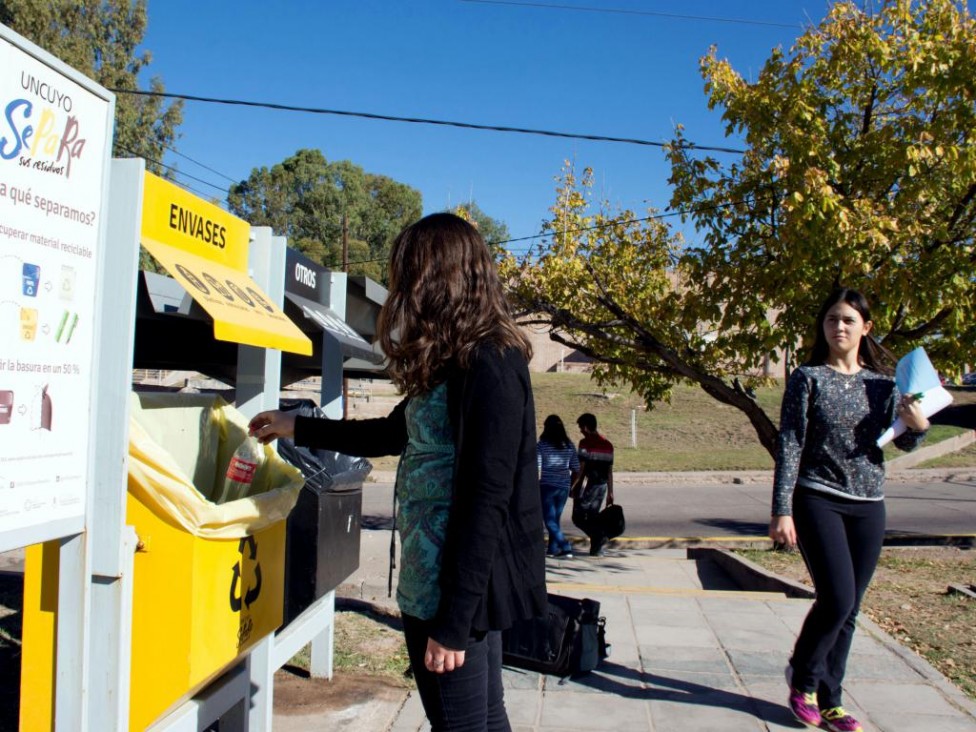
left=20, top=393, right=304, bottom=731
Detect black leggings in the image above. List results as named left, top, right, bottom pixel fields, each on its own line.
left=790, top=488, right=885, bottom=709
left=401, top=614, right=511, bottom=732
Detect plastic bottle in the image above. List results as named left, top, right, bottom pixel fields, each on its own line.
left=217, top=436, right=264, bottom=503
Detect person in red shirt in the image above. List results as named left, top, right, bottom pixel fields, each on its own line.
left=570, top=413, right=614, bottom=556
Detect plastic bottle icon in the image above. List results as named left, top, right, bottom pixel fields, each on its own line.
left=216, top=437, right=264, bottom=504
left=30, top=384, right=52, bottom=431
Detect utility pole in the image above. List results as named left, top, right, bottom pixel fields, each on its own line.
left=342, top=211, right=350, bottom=419
left=341, top=211, right=349, bottom=272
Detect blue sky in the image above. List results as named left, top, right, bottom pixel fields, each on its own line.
left=142, top=1, right=833, bottom=255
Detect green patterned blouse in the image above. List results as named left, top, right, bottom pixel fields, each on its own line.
left=394, top=382, right=455, bottom=619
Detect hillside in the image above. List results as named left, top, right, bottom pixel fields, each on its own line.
left=338, top=372, right=976, bottom=472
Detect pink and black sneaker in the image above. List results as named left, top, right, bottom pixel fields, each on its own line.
left=788, top=688, right=822, bottom=728
left=821, top=706, right=863, bottom=732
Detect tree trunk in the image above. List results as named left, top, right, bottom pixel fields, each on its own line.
left=695, top=376, right=779, bottom=458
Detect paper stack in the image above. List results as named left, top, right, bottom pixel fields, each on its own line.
left=877, top=347, right=953, bottom=447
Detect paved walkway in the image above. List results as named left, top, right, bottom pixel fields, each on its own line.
left=276, top=537, right=976, bottom=732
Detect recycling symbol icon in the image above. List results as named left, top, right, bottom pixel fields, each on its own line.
left=229, top=535, right=262, bottom=612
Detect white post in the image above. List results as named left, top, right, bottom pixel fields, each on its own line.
left=55, top=531, right=90, bottom=728
left=84, top=157, right=144, bottom=732
left=240, top=228, right=285, bottom=732
left=320, top=271, right=348, bottom=418
left=631, top=409, right=637, bottom=449
left=236, top=228, right=283, bottom=418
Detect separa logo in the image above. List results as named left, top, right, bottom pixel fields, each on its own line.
left=0, top=73, right=88, bottom=178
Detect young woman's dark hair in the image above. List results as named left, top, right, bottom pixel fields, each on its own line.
left=806, top=288, right=894, bottom=374
left=540, top=414, right=572, bottom=449
left=378, top=212, right=532, bottom=396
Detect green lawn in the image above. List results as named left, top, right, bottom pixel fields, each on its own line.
left=529, top=373, right=974, bottom=472
left=369, top=374, right=975, bottom=473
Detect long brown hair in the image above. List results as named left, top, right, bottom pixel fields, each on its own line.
left=807, top=288, right=894, bottom=374
left=378, top=212, right=532, bottom=396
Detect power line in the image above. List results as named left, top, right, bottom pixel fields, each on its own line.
left=160, top=141, right=239, bottom=184
left=109, top=88, right=745, bottom=154
left=116, top=146, right=230, bottom=202
left=117, top=146, right=231, bottom=196
left=459, top=0, right=802, bottom=29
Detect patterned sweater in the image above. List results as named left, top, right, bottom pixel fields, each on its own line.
left=771, top=364, right=926, bottom=516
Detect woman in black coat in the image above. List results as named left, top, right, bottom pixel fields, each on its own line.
left=250, top=213, right=547, bottom=732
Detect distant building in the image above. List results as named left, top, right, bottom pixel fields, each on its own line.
left=522, top=322, right=593, bottom=373
left=520, top=310, right=790, bottom=379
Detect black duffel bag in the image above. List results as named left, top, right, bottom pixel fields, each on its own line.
left=502, top=593, right=609, bottom=677
left=599, top=503, right=625, bottom=539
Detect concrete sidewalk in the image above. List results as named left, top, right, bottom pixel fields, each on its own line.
left=275, top=534, right=976, bottom=732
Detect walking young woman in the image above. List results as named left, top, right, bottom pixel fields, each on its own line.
left=249, top=213, right=547, bottom=731
left=537, top=414, right=580, bottom=557
left=770, top=288, right=929, bottom=732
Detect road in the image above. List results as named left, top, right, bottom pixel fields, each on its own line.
left=360, top=469, right=976, bottom=541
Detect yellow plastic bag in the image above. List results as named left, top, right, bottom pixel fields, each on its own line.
left=127, top=392, right=303, bottom=539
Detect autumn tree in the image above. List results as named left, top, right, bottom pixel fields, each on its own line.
left=1, top=0, right=183, bottom=172
left=228, top=149, right=422, bottom=284
left=503, top=0, right=976, bottom=457
left=452, top=201, right=511, bottom=255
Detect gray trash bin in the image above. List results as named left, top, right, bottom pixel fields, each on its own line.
left=275, top=401, right=372, bottom=624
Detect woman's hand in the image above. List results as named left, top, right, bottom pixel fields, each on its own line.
left=425, top=637, right=465, bottom=674
left=769, top=515, right=797, bottom=548
left=897, top=394, right=930, bottom=432
left=248, top=410, right=296, bottom=444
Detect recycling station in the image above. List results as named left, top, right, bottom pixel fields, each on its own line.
left=1, top=23, right=382, bottom=731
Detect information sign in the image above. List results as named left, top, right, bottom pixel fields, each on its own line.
left=0, top=34, right=111, bottom=545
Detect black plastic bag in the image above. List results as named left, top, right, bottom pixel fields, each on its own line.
left=275, top=399, right=372, bottom=492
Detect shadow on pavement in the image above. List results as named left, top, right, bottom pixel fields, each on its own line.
left=694, top=518, right=768, bottom=536
left=566, top=660, right=801, bottom=728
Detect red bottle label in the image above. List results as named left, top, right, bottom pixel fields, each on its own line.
left=226, top=457, right=257, bottom=484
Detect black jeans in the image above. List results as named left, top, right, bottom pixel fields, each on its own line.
left=790, top=488, right=886, bottom=709
left=401, top=614, right=511, bottom=732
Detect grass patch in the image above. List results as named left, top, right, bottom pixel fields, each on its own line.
left=737, top=547, right=976, bottom=701
left=369, top=375, right=976, bottom=473
left=288, top=609, right=411, bottom=686
left=531, top=374, right=780, bottom=471
left=534, top=374, right=975, bottom=471
left=917, top=443, right=976, bottom=469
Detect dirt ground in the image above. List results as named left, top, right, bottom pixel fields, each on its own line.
left=274, top=605, right=412, bottom=716
left=272, top=670, right=407, bottom=717
left=737, top=546, right=976, bottom=701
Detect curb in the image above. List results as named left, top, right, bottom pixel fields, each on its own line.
left=856, top=613, right=976, bottom=719
left=601, top=533, right=976, bottom=551
left=685, top=546, right=814, bottom=598
left=887, top=429, right=976, bottom=470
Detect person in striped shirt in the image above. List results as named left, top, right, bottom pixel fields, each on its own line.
left=537, top=415, right=580, bottom=557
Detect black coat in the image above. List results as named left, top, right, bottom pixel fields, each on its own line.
left=293, top=343, right=547, bottom=649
